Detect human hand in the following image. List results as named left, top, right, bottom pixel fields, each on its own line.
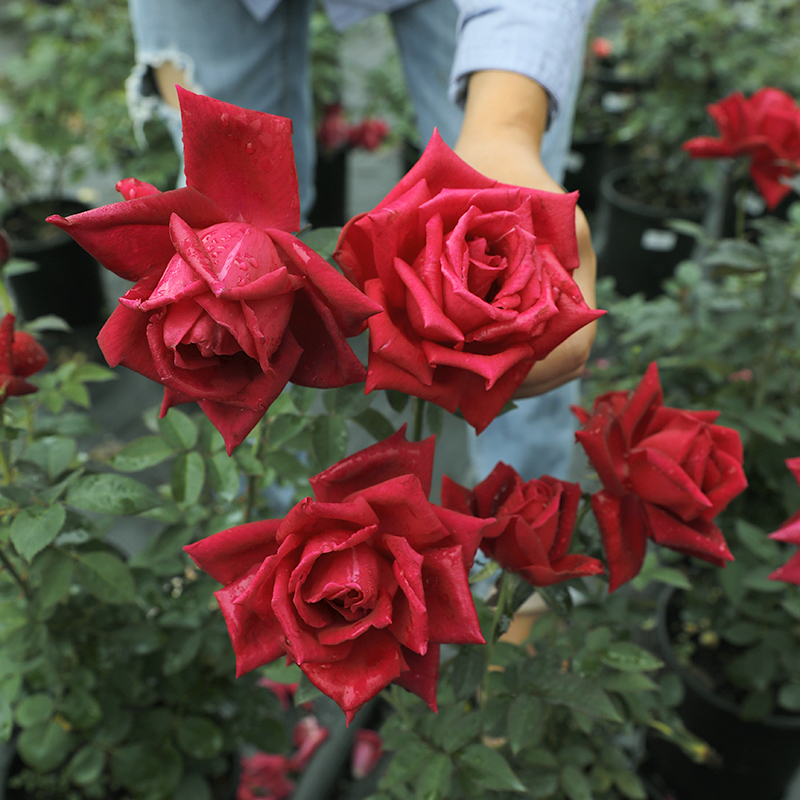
left=455, top=71, right=597, bottom=397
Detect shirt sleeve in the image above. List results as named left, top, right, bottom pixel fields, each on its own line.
left=450, top=0, right=598, bottom=122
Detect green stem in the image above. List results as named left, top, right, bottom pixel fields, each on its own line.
left=481, top=571, right=516, bottom=701
left=0, top=445, right=10, bottom=485
left=412, top=397, right=425, bottom=442
left=0, top=546, right=32, bottom=601
left=0, top=280, right=14, bottom=316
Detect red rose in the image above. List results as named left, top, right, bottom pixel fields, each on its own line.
left=237, top=752, right=294, bottom=800
left=0, top=314, right=48, bottom=402
left=682, top=88, right=800, bottom=209
left=287, top=715, right=329, bottom=772
left=351, top=729, right=384, bottom=779
left=441, top=462, right=604, bottom=586
left=184, top=427, right=486, bottom=723
left=573, top=362, right=747, bottom=591
left=348, top=118, right=390, bottom=151
left=48, top=87, right=379, bottom=454
left=334, top=131, right=603, bottom=433
left=769, top=457, right=800, bottom=585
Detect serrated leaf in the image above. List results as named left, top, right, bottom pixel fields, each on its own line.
left=451, top=647, right=485, bottom=701
left=207, top=451, right=242, bottom=502
left=600, top=642, right=663, bottom=672
left=415, top=752, right=452, bottom=800
left=508, top=694, right=544, bottom=755
left=111, top=436, right=175, bottom=472
left=312, top=414, right=348, bottom=468
left=67, top=473, right=161, bottom=515
left=158, top=407, right=198, bottom=450
left=74, top=551, right=136, bottom=604
left=457, top=744, right=526, bottom=792
left=71, top=362, right=116, bottom=383
left=171, top=451, right=205, bottom=505
left=353, top=408, right=396, bottom=442
left=22, top=436, right=76, bottom=480
left=10, top=504, right=65, bottom=561
left=531, top=673, right=622, bottom=722
left=36, top=549, right=74, bottom=608
left=269, top=414, right=313, bottom=448
left=61, top=380, right=91, bottom=407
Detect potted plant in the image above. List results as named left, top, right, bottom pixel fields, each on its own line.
left=0, top=0, right=178, bottom=329
left=594, top=0, right=800, bottom=297
left=587, top=194, right=800, bottom=798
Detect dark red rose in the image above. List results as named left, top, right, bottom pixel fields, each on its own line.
left=348, top=118, right=390, bottom=151
left=334, top=131, right=603, bottom=433
left=0, top=314, right=48, bottom=403
left=441, top=462, right=604, bottom=586
left=769, top=457, right=800, bottom=585
left=573, top=362, right=747, bottom=591
left=48, top=88, right=379, bottom=454
left=236, top=752, right=294, bottom=800
left=683, top=88, right=800, bottom=209
left=185, top=427, right=486, bottom=723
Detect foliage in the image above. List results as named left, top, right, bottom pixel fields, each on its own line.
left=588, top=202, right=800, bottom=719
left=0, top=0, right=179, bottom=206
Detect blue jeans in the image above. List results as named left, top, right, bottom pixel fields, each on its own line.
left=127, top=0, right=463, bottom=215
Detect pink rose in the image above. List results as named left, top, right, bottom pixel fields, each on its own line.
left=334, top=131, right=602, bottom=433
left=184, top=427, right=486, bottom=722
left=769, top=457, right=800, bottom=585
left=288, top=715, right=329, bottom=772
left=351, top=729, right=384, bottom=779
left=683, top=88, right=800, bottom=209
left=236, top=752, right=294, bottom=800
left=442, top=462, right=604, bottom=586
left=573, top=362, right=747, bottom=591
left=48, top=88, right=379, bottom=453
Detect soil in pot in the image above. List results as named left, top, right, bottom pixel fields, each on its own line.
left=646, top=587, right=800, bottom=800
left=2, top=199, right=106, bottom=329
left=594, top=165, right=707, bottom=298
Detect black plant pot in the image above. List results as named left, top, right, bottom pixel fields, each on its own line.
left=595, top=165, right=707, bottom=298
left=646, top=587, right=800, bottom=800
left=564, top=132, right=630, bottom=214
left=1, top=199, right=105, bottom=327
left=309, top=149, right=348, bottom=229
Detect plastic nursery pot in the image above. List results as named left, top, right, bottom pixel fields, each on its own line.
left=1, top=198, right=106, bottom=327
left=563, top=132, right=630, bottom=215
left=594, top=165, right=707, bottom=299
left=646, top=586, right=800, bottom=800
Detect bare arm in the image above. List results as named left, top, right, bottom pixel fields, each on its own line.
left=454, top=70, right=597, bottom=398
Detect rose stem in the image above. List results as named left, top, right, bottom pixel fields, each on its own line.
left=412, top=397, right=426, bottom=442
left=0, top=546, right=32, bottom=601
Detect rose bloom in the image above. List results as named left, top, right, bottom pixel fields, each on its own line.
left=574, top=362, right=747, bottom=591
left=769, top=457, right=800, bottom=586
left=236, top=752, right=294, bottom=800
left=185, top=427, right=486, bottom=722
left=48, top=88, right=379, bottom=453
left=0, top=314, right=48, bottom=403
left=683, top=88, right=800, bottom=209
left=442, top=462, right=604, bottom=586
left=334, top=131, right=602, bottom=433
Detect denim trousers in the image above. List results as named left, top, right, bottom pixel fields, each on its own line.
left=127, top=0, right=587, bottom=483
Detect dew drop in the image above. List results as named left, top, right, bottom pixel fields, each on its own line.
left=245, top=141, right=255, bottom=154
left=220, top=113, right=229, bottom=127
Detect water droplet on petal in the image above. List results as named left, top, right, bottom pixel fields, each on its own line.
left=220, top=113, right=229, bottom=127
left=245, top=141, right=255, bottom=154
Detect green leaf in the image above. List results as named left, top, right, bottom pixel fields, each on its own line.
left=171, top=451, right=206, bottom=505
left=35, top=549, right=74, bottom=608
left=736, top=519, right=782, bottom=562
left=158, top=407, right=199, bottom=450
left=353, top=408, right=396, bottom=442
left=269, top=414, right=313, bottom=448
left=614, top=770, right=648, bottom=800
left=10, top=503, right=65, bottom=561
left=456, top=744, right=526, bottom=792
left=451, top=647, right=485, bottom=701
left=385, top=390, right=410, bottom=413
left=599, top=672, right=659, bottom=693
left=508, top=694, right=545, bottom=755
left=599, top=642, right=663, bottom=672
left=290, top=385, right=317, bottom=413
left=18, top=719, right=74, bottom=771
left=175, top=773, right=213, bottom=800
left=721, top=621, right=761, bottom=646
left=163, top=630, right=203, bottom=675
left=426, top=402, right=443, bottom=436
left=0, top=694, right=11, bottom=742
left=22, top=436, right=76, bottom=480
left=530, top=673, right=622, bottom=722
left=61, top=380, right=91, bottom=407
left=439, top=711, right=483, bottom=755
left=66, top=745, right=106, bottom=786
left=111, top=436, right=176, bottom=472
left=175, top=715, right=224, bottom=760
left=294, top=673, right=324, bottom=706
left=299, top=226, right=340, bottom=260
left=312, top=414, right=348, bottom=468
left=74, top=551, right=136, bottom=604
left=112, top=742, right=183, bottom=795
left=15, top=693, right=55, bottom=727
left=207, top=451, right=243, bottom=502
left=61, top=689, right=102, bottom=730
left=262, top=659, right=303, bottom=685
left=71, top=362, right=116, bottom=383
left=560, top=765, right=592, bottom=800
left=67, top=473, right=161, bottom=515
left=415, top=753, right=453, bottom=800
